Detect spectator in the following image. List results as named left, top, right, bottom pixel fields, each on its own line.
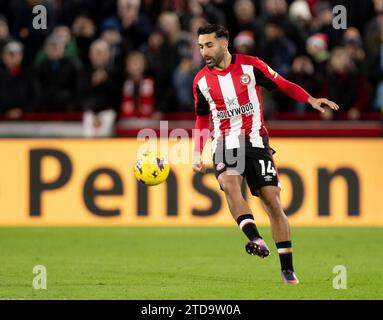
left=187, top=15, right=207, bottom=69
left=71, top=14, right=97, bottom=68
left=256, top=17, right=297, bottom=78
left=288, top=54, right=321, bottom=112
left=34, top=25, right=79, bottom=66
left=232, top=0, right=257, bottom=40
left=0, top=41, right=36, bottom=119
left=288, top=0, right=312, bottom=37
left=311, top=1, right=344, bottom=49
left=55, top=0, right=117, bottom=27
left=13, top=0, right=54, bottom=66
left=82, top=40, right=119, bottom=138
left=255, top=17, right=298, bottom=114
left=173, top=55, right=196, bottom=112
left=156, top=11, right=192, bottom=112
left=233, top=31, right=256, bottom=55
left=256, top=0, right=306, bottom=49
left=326, top=0, right=374, bottom=32
left=321, top=47, right=369, bottom=120
left=364, top=0, right=383, bottom=59
left=180, top=0, right=226, bottom=30
left=120, top=51, right=156, bottom=118
left=306, top=33, right=330, bottom=77
left=342, top=28, right=366, bottom=75
left=369, top=49, right=383, bottom=111
left=0, top=15, right=11, bottom=60
left=100, top=17, right=128, bottom=70
left=368, top=47, right=383, bottom=111
left=141, top=29, right=165, bottom=79
left=170, top=11, right=205, bottom=111
left=118, top=0, right=153, bottom=48
left=35, top=35, right=83, bottom=112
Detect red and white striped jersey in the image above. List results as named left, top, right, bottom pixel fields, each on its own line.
left=193, top=54, right=309, bottom=153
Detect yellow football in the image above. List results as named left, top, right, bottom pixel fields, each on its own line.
left=134, top=150, right=170, bottom=186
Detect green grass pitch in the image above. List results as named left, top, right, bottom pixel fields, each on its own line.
left=0, top=227, right=382, bottom=300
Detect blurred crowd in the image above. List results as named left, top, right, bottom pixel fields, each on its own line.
left=0, top=0, right=383, bottom=131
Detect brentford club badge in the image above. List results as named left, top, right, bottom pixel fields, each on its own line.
left=216, top=163, right=226, bottom=171
left=240, top=74, right=251, bottom=85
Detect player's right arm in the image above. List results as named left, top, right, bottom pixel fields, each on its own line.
left=192, top=76, right=210, bottom=173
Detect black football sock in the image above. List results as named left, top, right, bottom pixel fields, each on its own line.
left=276, top=241, right=294, bottom=271
left=236, top=214, right=262, bottom=241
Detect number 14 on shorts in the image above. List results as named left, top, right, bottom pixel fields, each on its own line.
left=258, top=160, right=276, bottom=176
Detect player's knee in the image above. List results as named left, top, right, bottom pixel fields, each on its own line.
left=263, top=199, right=283, bottom=217
left=220, top=179, right=240, bottom=195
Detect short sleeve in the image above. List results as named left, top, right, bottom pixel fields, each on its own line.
left=246, top=56, right=279, bottom=91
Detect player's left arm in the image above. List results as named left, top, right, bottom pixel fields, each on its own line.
left=249, top=56, right=340, bottom=113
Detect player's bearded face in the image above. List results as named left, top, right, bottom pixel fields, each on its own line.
left=204, top=47, right=225, bottom=69
left=199, top=34, right=226, bottom=69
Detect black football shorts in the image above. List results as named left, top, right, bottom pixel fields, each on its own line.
left=212, top=140, right=280, bottom=197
